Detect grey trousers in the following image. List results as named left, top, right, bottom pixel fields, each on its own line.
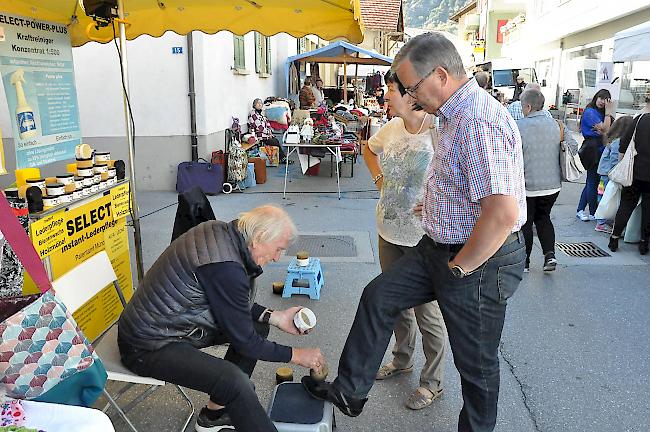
left=378, top=235, right=447, bottom=392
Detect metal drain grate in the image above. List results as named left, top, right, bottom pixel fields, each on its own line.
left=285, top=235, right=357, bottom=258
left=556, top=242, right=610, bottom=258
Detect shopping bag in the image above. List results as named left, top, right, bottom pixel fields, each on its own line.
left=259, top=145, right=280, bottom=167
left=557, top=121, right=585, bottom=182
left=0, top=193, right=107, bottom=407
left=176, top=158, right=224, bottom=195
left=594, top=181, right=621, bottom=221
left=609, top=114, right=645, bottom=187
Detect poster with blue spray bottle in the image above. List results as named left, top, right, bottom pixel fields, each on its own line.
left=0, top=12, right=81, bottom=168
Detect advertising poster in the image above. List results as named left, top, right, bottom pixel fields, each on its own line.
left=28, top=183, right=134, bottom=341
left=0, top=12, right=81, bottom=168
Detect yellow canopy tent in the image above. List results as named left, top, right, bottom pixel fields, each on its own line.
left=1, top=0, right=364, bottom=280
left=3, top=0, right=364, bottom=46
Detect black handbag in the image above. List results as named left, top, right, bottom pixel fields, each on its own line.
left=176, top=158, right=224, bottom=195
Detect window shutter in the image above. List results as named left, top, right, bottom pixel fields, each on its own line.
left=254, top=32, right=261, bottom=73
left=265, top=36, right=272, bottom=74
left=233, top=35, right=245, bottom=69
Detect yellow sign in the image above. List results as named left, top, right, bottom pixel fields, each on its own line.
left=110, top=182, right=131, bottom=220
left=28, top=182, right=134, bottom=341
left=29, top=212, right=66, bottom=258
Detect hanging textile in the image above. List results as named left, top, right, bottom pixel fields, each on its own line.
left=310, top=62, right=321, bottom=81
left=289, top=63, right=300, bottom=95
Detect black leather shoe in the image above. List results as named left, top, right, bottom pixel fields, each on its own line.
left=301, top=376, right=367, bottom=417
left=608, top=236, right=619, bottom=252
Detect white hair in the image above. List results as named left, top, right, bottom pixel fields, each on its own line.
left=520, top=89, right=545, bottom=112
left=238, top=205, right=297, bottom=245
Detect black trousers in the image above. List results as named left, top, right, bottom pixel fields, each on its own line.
left=612, top=179, right=650, bottom=240
left=521, top=192, right=560, bottom=263
left=118, top=322, right=277, bottom=432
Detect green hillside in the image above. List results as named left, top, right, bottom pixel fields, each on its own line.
left=403, top=0, right=467, bottom=32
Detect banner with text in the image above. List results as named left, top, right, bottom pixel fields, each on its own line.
left=0, top=12, right=81, bottom=168
left=28, top=183, right=133, bottom=341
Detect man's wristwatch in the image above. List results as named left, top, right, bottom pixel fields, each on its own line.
left=449, top=261, right=469, bottom=279
left=261, top=308, right=273, bottom=324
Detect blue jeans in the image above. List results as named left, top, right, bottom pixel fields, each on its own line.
left=577, top=168, right=600, bottom=216
left=333, top=234, right=526, bottom=432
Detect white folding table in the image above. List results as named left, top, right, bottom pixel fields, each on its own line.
left=283, top=143, right=343, bottom=200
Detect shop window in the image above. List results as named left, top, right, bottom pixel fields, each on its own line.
left=617, top=61, right=650, bottom=112
left=233, top=35, right=246, bottom=70
left=255, top=32, right=272, bottom=75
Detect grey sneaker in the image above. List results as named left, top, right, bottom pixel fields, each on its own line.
left=543, top=252, right=557, bottom=272
left=195, top=407, right=235, bottom=432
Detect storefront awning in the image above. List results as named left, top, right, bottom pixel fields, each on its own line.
left=613, top=20, right=650, bottom=62
left=2, top=0, right=365, bottom=47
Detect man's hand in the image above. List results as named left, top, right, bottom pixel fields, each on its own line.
left=270, top=307, right=305, bottom=335
left=413, top=201, right=423, bottom=217
left=291, top=347, right=327, bottom=375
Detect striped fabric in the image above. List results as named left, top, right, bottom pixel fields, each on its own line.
left=422, top=79, right=527, bottom=244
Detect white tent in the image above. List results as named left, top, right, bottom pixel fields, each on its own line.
left=613, top=21, right=650, bottom=62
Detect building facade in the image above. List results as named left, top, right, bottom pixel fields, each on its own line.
left=499, top=0, right=650, bottom=110
left=0, top=31, right=298, bottom=190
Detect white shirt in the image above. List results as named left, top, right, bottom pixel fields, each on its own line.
left=368, top=116, right=435, bottom=247
left=311, top=86, right=324, bottom=106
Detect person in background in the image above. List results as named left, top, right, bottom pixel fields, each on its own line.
left=508, top=83, right=553, bottom=121
left=517, top=89, right=579, bottom=272
left=375, top=86, right=386, bottom=109
left=609, top=105, right=650, bottom=255
left=311, top=78, right=325, bottom=107
left=577, top=89, right=614, bottom=221
left=363, top=70, right=447, bottom=411
left=304, top=32, right=527, bottom=432
left=474, top=71, right=489, bottom=90
left=512, top=75, right=526, bottom=101
left=118, top=205, right=325, bottom=432
left=299, top=77, right=316, bottom=109
left=248, top=98, right=291, bottom=164
left=595, top=115, right=634, bottom=234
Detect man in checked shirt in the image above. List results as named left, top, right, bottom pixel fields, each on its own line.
left=304, top=32, right=527, bottom=432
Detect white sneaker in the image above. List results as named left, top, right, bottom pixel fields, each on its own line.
left=587, top=214, right=596, bottom=221
left=576, top=210, right=590, bottom=221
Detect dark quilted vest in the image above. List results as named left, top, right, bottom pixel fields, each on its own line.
left=118, top=220, right=261, bottom=351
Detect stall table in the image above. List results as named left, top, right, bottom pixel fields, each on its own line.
left=283, top=143, right=342, bottom=200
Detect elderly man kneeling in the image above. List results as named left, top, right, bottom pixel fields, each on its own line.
left=118, top=205, right=325, bottom=432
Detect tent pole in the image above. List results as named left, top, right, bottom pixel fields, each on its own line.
left=117, top=0, right=144, bottom=283
left=343, top=60, right=347, bottom=102
left=353, top=53, right=359, bottom=105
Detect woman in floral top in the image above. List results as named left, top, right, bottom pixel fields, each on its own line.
left=363, top=70, right=447, bottom=411
left=248, top=98, right=290, bottom=163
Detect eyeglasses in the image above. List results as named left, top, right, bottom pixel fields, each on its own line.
left=404, top=69, right=435, bottom=98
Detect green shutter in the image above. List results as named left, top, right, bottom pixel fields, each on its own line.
left=254, top=32, right=261, bottom=73
left=233, top=35, right=245, bottom=69
left=265, top=36, right=272, bottom=74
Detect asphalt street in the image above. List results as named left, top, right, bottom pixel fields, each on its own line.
left=101, top=155, right=650, bottom=432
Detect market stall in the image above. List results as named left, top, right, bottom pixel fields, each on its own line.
left=0, top=3, right=364, bottom=426
left=285, top=40, right=392, bottom=105
left=1, top=0, right=364, bottom=282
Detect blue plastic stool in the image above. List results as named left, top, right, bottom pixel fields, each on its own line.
left=283, top=258, right=324, bottom=300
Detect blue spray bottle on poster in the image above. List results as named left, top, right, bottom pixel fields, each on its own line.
left=11, top=68, right=38, bottom=139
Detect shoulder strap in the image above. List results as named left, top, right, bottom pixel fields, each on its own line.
left=555, top=120, right=564, bottom=142
left=0, top=193, right=52, bottom=294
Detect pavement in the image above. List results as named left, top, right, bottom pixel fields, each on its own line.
left=100, top=152, right=650, bottom=432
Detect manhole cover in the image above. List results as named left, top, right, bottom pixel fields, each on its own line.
left=556, top=242, right=610, bottom=258
left=286, top=235, right=357, bottom=258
